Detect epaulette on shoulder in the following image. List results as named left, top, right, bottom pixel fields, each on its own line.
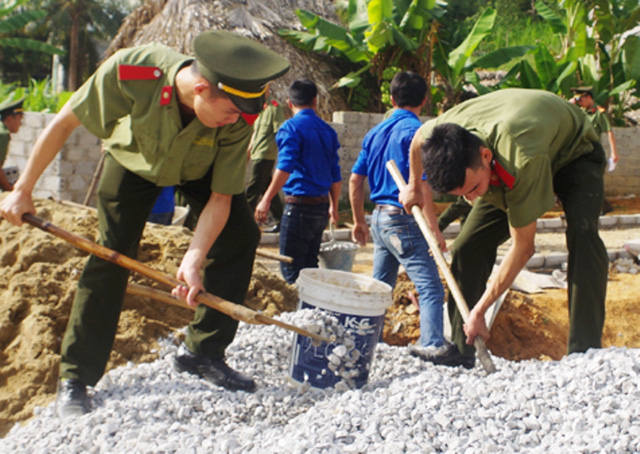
left=118, top=64, right=163, bottom=81
left=270, top=100, right=280, bottom=107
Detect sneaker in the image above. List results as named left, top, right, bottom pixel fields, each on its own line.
left=408, top=341, right=453, bottom=357
left=56, top=378, right=90, bottom=418
left=410, top=342, right=476, bottom=369
left=173, top=346, right=256, bottom=392
left=263, top=223, right=280, bottom=234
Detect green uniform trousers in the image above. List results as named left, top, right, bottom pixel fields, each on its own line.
left=59, top=154, right=260, bottom=386
left=448, top=143, right=608, bottom=357
left=437, top=196, right=472, bottom=232
left=245, top=158, right=283, bottom=223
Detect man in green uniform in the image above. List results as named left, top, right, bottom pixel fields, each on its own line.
left=245, top=89, right=285, bottom=233
left=0, top=30, right=289, bottom=417
left=401, top=88, right=608, bottom=368
left=0, top=97, right=25, bottom=191
left=570, top=86, right=619, bottom=214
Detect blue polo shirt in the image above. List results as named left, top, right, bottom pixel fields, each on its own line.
left=352, top=109, right=421, bottom=207
left=275, top=109, right=341, bottom=197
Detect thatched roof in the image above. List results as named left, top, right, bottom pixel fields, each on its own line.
left=106, top=0, right=350, bottom=119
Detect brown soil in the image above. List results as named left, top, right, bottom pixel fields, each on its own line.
left=2, top=195, right=640, bottom=437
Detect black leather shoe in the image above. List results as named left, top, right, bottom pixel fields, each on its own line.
left=263, top=223, right=280, bottom=234
left=56, top=378, right=90, bottom=418
left=410, top=343, right=476, bottom=369
left=173, top=346, right=256, bottom=392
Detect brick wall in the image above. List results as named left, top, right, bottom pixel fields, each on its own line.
left=6, top=112, right=639, bottom=205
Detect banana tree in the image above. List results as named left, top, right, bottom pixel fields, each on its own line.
left=278, top=0, right=445, bottom=110
left=432, top=7, right=535, bottom=110
left=0, top=0, right=63, bottom=57
left=532, top=0, right=640, bottom=124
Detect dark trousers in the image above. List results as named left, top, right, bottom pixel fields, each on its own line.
left=279, top=202, right=329, bottom=284
left=59, top=155, right=260, bottom=386
left=246, top=159, right=283, bottom=223
left=448, top=143, right=608, bottom=356
left=437, top=196, right=472, bottom=232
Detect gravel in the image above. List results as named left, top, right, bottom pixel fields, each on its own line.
left=2, top=310, right=639, bottom=453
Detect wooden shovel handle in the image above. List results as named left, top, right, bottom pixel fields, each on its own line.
left=22, top=213, right=330, bottom=343
left=386, top=161, right=497, bottom=374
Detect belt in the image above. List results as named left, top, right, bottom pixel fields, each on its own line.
left=284, top=195, right=329, bottom=205
left=375, top=204, right=407, bottom=215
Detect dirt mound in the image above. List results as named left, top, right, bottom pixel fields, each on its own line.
left=0, top=198, right=297, bottom=437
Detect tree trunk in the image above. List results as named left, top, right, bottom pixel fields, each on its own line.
left=68, top=12, right=80, bottom=91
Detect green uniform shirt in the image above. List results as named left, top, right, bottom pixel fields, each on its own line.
left=585, top=106, right=611, bottom=137
left=69, top=44, right=252, bottom=194
left=250, top=99, right=284, bottom=161
left=0, top=122, right=9, bottom=163
left=419, top=89, right=599, bottom=227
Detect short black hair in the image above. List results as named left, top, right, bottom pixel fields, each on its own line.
left=288, top=79, right=317, bottom=107
left=458, top=91, right=478, bottom=104
left=421, top=123, right=484, bottom=193
left=390, top=71, right=427, bottom=108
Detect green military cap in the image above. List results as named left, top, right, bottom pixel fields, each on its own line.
left=0, top=97, right=25, bottom=117
left=193, top=30, right=290, bottom=115
left=570, top=86, right=594, bottom=96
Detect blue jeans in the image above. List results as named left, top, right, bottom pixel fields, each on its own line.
left=279, top=203, right=329, bottom=284
left=371, top=209, right=446, bottom=347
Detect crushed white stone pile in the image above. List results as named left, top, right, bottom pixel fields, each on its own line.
left=2, top=311, right=639, bottom=453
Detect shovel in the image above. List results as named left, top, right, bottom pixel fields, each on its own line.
left=22, top=213, right=330, bottom=344
left=386, top=160, right=497, bottom=374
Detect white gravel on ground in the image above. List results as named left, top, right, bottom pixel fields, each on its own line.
left=2, top=311, right=639, bottom=454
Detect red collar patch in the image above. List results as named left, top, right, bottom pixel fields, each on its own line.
left=159, top=86, right=173, bottom=106
left=118, top=65, right=163, bottom=81
left=242, top=113, right=259, bottom=126
left=490, top=159, right=515, bottom=189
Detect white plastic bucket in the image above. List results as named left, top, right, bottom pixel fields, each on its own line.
left=318, top=240, right=358, bottom=271
left=289, top=268, right=392, bottom=389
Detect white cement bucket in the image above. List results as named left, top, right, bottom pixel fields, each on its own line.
left=289, top=268, right=392, bottom=389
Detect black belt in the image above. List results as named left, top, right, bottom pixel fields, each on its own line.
left=375, top=204, right=407, bottom=215
left=284, top=195, right=329, bottom=205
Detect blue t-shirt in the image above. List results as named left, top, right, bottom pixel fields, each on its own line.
left=275, top=109, right=341, bottom=197
left=151, top=186, right=175, bottom=214
left=351, top=109, right=421, bottom=207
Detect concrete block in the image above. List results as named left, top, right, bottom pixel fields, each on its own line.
left=443, top=223, right=460, bottom=235
left=526, top=254, right=545, bottom=268
left=618, top=215, right=638, bottom=225
left=41, top=175, right=61, bottom=191
left=543, top=217, right=565, bottom=230
left=536, top=219, right=545, bottom=231
left=599, top=216, right=618, bottom=228
left=544, top=252, right=568, bottom=268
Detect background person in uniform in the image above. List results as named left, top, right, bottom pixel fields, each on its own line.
left=570, top=86, right=619, bottom=214
left=245, top=88, right=285, bottom=233
left=255, top=79, right=341, bottom=284
left=0, top=30, right=289, bottom=417
left=401, top=88, right=608, bottom=368
left=349, top=72, right=448, bottom=352
left=0, top=97, right=25, bottom=191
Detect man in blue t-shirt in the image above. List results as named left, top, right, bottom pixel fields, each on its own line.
left=255, top=79, right=341, bottom=283
left=349, top=72, right=451, bottom=357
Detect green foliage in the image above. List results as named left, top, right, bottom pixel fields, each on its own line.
left=0, top=78, right=73, bottom=113
left=0, top=0, right=63, bottom=57
left=380, top=66, right=401, bottom=109
left=279, top=0, right=446, bottom=111
left=433, top=7, right=535, bottom=109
